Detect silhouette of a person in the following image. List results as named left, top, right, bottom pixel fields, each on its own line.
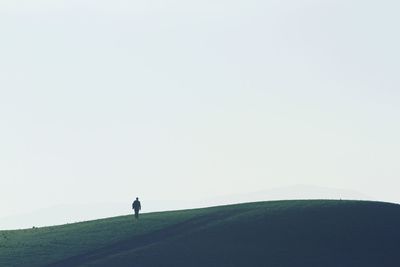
left=132, top=197, right=141, bottom=219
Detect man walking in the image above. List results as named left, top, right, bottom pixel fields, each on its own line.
left=132, top=197, right=141, bottom=219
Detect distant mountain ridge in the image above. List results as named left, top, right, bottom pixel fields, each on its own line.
left=0, top=185, right=373, bottom=230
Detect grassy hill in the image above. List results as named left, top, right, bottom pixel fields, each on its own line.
left=1, top=200, right=400, bottom=267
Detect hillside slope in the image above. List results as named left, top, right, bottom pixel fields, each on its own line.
left=1, top=200, right=400, bottom=267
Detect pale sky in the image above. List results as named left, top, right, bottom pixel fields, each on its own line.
left=1, top=0, right=399, bottom=227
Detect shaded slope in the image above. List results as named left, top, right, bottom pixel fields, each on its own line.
left=47, top=209, right=238, bottom=267
left=57, top=201, right=400, bottom=267
left=2, top=200, right=400, bottom=267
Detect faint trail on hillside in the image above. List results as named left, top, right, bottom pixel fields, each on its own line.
left=46, top=209, right=239, bottom=267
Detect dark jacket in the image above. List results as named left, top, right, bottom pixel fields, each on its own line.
left=132, top=200, right=141, bottom=211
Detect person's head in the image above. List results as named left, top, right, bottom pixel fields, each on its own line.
left=136, top=197, right=139, bottom=200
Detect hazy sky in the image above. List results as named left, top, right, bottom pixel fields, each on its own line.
left=1, top=0, right=399, bottom=222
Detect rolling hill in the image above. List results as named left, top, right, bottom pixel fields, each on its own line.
left=1, top=200, right=400, bottom=267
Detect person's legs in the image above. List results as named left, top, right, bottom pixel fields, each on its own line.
left=134, top=209, right=139, bottom=219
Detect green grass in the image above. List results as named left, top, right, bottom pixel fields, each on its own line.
left=1, top=200, right=400, bottom=267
